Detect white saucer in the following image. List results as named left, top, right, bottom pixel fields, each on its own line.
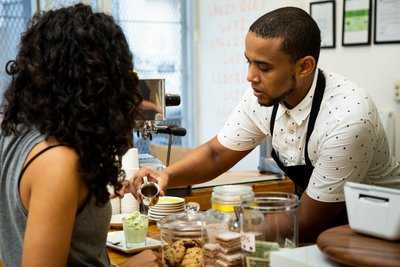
left=151, top=204, right=185, bottom=210
left=155, top=196, right=185, bottom=205
left=148, top=213, right=165, bottom=219
left=149, top=208, right=184, bottom=215
left=107, top=231, right=162, bottom=253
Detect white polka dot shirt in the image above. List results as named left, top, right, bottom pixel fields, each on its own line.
left=217, top=70, right=400, bottom=202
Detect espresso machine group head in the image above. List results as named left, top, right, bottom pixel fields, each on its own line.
left=135, top=79, right=186, bottom=141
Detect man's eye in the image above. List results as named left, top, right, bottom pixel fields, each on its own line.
left=258, top=63, right=270, bottom=71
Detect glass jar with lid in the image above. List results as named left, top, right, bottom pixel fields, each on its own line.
left=205, top=185, right=254, bottom=242
left=158, top=210, right=206, bottom=267
left=202, top=185, right=254, bottom=267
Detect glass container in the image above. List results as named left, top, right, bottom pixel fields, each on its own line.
left=240, top=192, right=300, bottom=267
left=122, top=212, right=149, bottom=247
left=205, top=185, right=254, bottom=241
left=158, top=210, right=205, bottom=267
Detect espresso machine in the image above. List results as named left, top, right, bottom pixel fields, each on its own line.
left=135, top=78, right=187, bottom=165
left=135, top=78, right=190, bottom=197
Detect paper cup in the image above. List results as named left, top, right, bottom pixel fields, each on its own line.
left=122, top=148, right=139, bottom=170
left=121, top=193, right=139, bottom=213
left=110, top=197, right=121, bottom=215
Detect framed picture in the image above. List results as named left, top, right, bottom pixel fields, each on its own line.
left=374, top=0, right=400, bottom=44
left=310, top=1, right=336, bottom=49
left=342, top=0, right=372, bottom=46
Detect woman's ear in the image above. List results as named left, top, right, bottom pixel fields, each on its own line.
left=295, top=56, right=316, bottom=78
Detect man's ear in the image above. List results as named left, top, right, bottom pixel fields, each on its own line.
left=295, top=56, right=316, bottom=78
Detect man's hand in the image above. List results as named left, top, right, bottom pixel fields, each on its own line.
left=119, top=250, right=161, bottom=267
left=129, top=167, right=169, bottom=200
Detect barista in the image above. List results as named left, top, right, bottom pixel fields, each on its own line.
left=131, top=7, right=400, bottom=242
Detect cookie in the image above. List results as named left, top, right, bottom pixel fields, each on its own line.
left=164, top=239, right=203, bottom=266
left=186, top=247, right=202, bottom=256
left=181, top=247, right=203, bottom=267
left=164, top=245, right=178, bottom=266
left=182, top=239, right=201, bottom=248
left=171, top=240, right=186, bottom=263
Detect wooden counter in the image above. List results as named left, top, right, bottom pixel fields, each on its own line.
left=0, top=172, right=293, bottom=267
left=188, top=172, right=294, bottom=210
left=0, top=173, right=293, bottom=267
left=108, top=174, right=294, bottom=265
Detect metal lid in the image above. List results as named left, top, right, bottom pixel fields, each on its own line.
left=212, top=185, right=254, bottom=204
left=241, top=192, right=299, bottom=212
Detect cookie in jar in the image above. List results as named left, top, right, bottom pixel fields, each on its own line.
left=158, top=211, right=206, bottom=267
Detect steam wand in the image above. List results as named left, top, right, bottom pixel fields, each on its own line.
left=155, top=125, right=187, bottom=166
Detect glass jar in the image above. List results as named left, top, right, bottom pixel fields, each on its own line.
left=158, top=210, right=205, bottom=267
left=201, top=185, right=254, bottom=267
left=205, top=185, right=254, bottom=241
left=240, top=192, right=300, bottom=267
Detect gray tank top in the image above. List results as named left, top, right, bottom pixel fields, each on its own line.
left=0, top=127, right=111, bottom=267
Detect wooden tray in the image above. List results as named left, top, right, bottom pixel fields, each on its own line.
left=317, top=225, right=400, bottom=267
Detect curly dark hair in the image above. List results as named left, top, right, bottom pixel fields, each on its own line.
left=1, top=4, right=143, bottom=205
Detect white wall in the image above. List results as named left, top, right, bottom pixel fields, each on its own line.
left=307, top=0, right=400, bottom=115
left=195, top=0, right=306, bottom=171
left=195, top=0, right=400, bottom=171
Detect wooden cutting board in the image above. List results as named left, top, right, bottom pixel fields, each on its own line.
left=317, top=225, right=400, bottom=267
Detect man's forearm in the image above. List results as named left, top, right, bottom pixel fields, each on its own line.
left=164, top=137, right=251, bottom=187
left=165, top=142, right=225, bottom=187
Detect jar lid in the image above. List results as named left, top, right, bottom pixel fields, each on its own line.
left=241, top=192, right=300, bottom=212
left=157, top=210, right=205, bottom=232
left=212, top=185, right=254, bottom=204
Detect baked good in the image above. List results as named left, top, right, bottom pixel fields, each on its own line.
left=181, top=247, right=203, bottom=267
left=163, top=238, right=203, bottom=267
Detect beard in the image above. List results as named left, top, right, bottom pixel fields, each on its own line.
left=257, top=75, right=297, bottom=107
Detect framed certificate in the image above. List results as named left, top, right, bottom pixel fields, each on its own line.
left=342, top=0, right=372, bottom=46
left=310, top=1, right=336, bottom=49
left=374, top=0, right=400, bottom=44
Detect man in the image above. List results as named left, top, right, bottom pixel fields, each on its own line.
left=132, top=7, right=400, bottom=242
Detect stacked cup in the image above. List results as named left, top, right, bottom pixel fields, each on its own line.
left=117, top=148, right=140, bottom=214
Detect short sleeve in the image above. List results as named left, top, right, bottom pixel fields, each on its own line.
left=217, top=90, right=267, bottom=151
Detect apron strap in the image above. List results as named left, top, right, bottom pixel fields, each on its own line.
left=304, top=70, right=326, bottom=166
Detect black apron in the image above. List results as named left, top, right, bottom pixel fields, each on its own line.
left=270, top=70, right=325, bottom=197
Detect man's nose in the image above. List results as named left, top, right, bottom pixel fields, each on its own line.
left=247, top=65, right=260, bottom=83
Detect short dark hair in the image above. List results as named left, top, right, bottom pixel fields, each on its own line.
left=249, top=7, right=321, bottom=63
left=1, top=4, right=142, bottom=205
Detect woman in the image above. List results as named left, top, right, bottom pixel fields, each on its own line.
left=0, top=4, right=160, bottom=267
